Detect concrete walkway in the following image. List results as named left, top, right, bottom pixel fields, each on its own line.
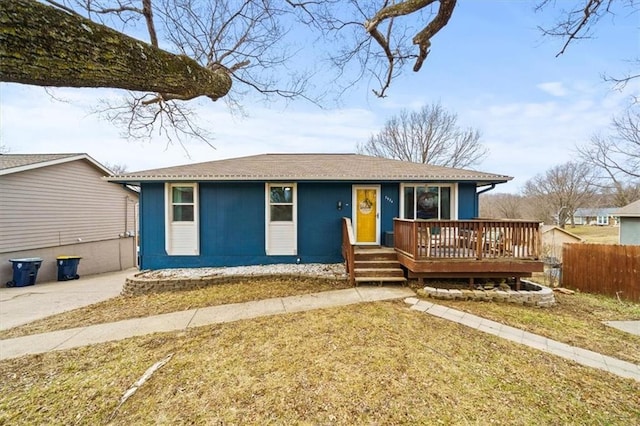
left=0, top=269, right=136, bottom=331
left=604, top=320, right=640, bottom=336
left=0, top=275, right=638, bottom=383
left=0, top=286, right=414, bottom=360
left=405, top=297, right=640, bottom=382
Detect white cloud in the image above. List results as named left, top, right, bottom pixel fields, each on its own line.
left=537, top=82, right=569, bottom=97
left=0, top=84, right=380, bottom=173
left=462, top=82, right=632, bottom=193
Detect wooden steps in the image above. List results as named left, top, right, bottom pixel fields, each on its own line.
left=353, top=247, right=406, bottom=286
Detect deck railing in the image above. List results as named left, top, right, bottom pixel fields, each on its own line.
left=341, top=217, right=356, bottom=286
left=394, top=219, right=541, bottom=261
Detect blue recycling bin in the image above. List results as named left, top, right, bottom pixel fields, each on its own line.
left=6, top=258, right=43, bottom=287
left=57, top=256, right=82, bottom=281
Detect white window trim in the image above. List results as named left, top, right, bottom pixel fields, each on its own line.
left=399, top=183, right=458, bottom=220
left=165, top=183, right=199, bottom=256
left=265, top=183, right=298, bottom=255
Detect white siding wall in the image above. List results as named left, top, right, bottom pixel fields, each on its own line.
left=168, top=223, right=199, bottom=255
left=267, top=223, right=296, bottom=255
left=0, top=160, right=138, bottom=253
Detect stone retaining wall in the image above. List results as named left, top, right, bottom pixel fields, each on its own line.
left=421, top=280, right=555, bottom=307
left=122, top=273, right=347, bottom=296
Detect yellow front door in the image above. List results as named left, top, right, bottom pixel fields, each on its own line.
left=355, top=187, right=378, bottom=244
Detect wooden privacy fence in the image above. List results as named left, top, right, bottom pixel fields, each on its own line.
left=562, top=244, right=639, bottom=302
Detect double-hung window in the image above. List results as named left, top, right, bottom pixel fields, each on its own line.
left=269, top=186, right=294, bottom=222
left=171, top=186, right=195, bottom=222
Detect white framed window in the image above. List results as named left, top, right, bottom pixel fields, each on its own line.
left=400, top=184, right=456, bottom=220
left=265, top=183, right=297, bottom=255
left=165, top=183, right=199, bottom=255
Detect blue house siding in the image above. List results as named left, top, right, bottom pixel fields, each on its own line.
left=380, top=183, right=400, bottom=239
left=200, top=182, right=265, bottom=258
left=139, top=183, right=166, bottom=270
left=139, top=180, right=483, bottom=269
left=141, top=181, right=355, bottom=269
left=458, top=183, right=478, bottom=219
left=297, top=182, right=352, bottom=263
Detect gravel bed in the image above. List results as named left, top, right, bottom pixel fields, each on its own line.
left=138, top=263, right=347, bottom=279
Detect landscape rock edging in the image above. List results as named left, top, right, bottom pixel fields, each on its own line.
left=421, top=280, right=555, bottom=307
left=122, top=272, right=347, bottom=296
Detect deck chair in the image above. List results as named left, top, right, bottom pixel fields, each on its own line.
left=418, top=226, right=441, bottom=257
left=483, top=230, right=504, bottom=255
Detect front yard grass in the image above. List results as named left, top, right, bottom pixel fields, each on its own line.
left=566, top=225, right=618, bottom=244
left=432, top=290, right=640, bottom=365
left=1, top=301, right=638, bottom=425
left=0, top=277, right=350, bottom=339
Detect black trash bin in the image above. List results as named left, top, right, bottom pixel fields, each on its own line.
left=6, top=258, right=43, bottom=287
left=56, top=256, right=82, bottom=281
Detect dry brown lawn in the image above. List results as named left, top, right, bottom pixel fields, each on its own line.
left=0, top=277, right=350, bottom=340
left=1, top=301, right=639, bottom=425
left=0, top=279, right=639, bottom=424
left=566, top=225, right=618, bottom=244
left=433, top=291, right=640, bottom=364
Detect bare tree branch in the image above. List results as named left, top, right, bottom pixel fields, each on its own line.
left=523, top=161, right=598, bottom=228
left=0, top=0, right=232, bottom=100
left=358, top=102, right=488, bottom=168
left=536, top=0, right=639, bottom=87
left=577, top=108, right=640, bottom=205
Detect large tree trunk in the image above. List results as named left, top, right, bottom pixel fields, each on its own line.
left=0, top=0, right=231, bottom=101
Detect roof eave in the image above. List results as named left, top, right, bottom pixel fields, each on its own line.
left=0, top=154, right=114, bottom=177
left=107, top=176, right=512, bottom=184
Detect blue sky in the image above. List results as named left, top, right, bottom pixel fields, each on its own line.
left=1, top=1, right=637, bottom=193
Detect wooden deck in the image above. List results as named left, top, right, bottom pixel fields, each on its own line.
left=393, top=219, right=544, bottom=284
left=341, top=218, right=544, bottom=287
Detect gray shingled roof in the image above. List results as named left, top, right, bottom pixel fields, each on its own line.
left=108, top=153, right=512, bottom=184
left=615, top=199, right=640, bottom=217
left=0, top=153, right=119, bottom=179
left=0, top=153, right=82, bottom=171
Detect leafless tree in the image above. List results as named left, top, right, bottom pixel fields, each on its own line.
left=1, top=0, right=634, bottom=146
left=288, top=0, right=457, bottom=98
left=577, top=109, right=640, bottom=206
left=357, top=103, right=487, bottom=169
left=523, top=161, right=598, bottom=227
left=103, top=162, right=129, bottom=175
left=479, top=193, right=526, bottom=219
left=0, top=0, right=459, bottom=143
left=536, top=0, right=639, bottom=88
left=0, top=0, right=308, bottom=146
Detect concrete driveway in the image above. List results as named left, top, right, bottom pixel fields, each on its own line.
left=0, top=268, right=136, bottom=331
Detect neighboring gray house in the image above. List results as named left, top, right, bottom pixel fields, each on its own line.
left=615, top=199, right=640, bottom=245
left=573, top=207, right=618, bottom=226
left=0, top=153, right=138, bottom=284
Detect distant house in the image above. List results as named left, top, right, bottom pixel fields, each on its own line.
left=0, top=153, right=138, bottom=284
left=615, top=199, right=640, bottom=245
left=109, top=153, right=543, bottom=285
left=573, top=207, right=618, bottom=226
left=540, top=225, right=583, bottom=261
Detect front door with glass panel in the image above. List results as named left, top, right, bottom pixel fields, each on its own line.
left=353, top=186, right=380, bottom=245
